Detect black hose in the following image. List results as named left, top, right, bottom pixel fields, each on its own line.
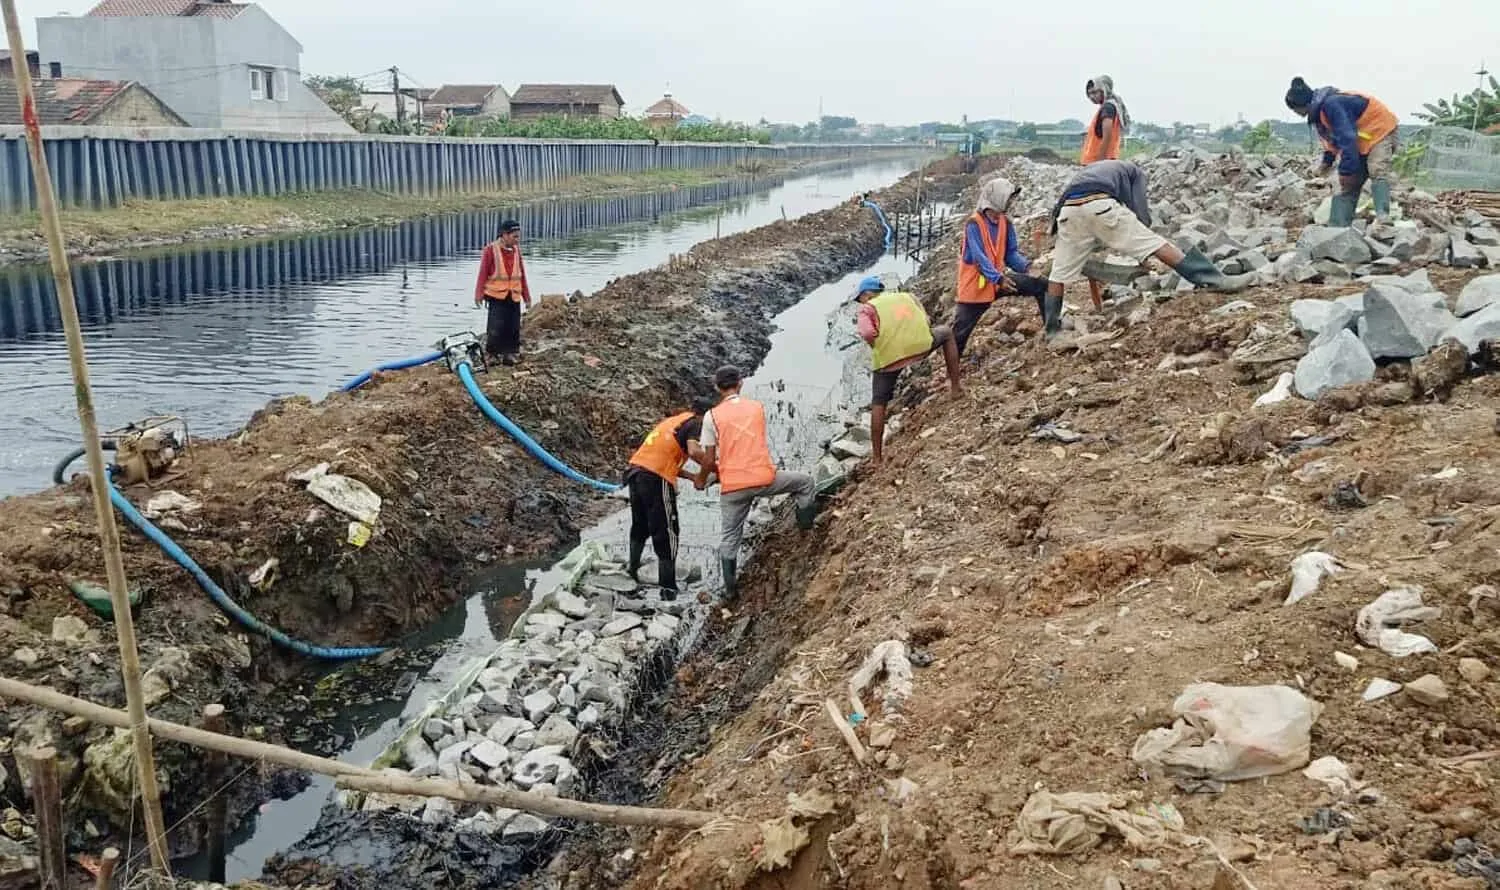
left=52, top=440, right=117, bottom=486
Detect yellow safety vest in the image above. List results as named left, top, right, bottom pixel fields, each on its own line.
left=869, top=291, right=933, bottom=370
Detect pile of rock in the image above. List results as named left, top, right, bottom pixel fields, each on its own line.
left=359, top=549, right=688, bottom=841
left=1287, top=273, right=1500, bottom=398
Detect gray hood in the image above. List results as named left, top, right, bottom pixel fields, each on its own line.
left=976, top=177, right=1019, bottom=215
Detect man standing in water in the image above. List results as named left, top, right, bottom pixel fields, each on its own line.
left=624, top=397, right=715, bottom=598
left=473, top=219, right=531, bottom=364
left=700, top=366, right=816, bottom=599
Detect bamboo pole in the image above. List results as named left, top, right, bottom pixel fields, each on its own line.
left=95, top=848, right=119, bottom=890
left=0, top=678, right=719, bottom=830
left=0, top=0, right=170, bottom=872
left=22, top=747, right=65, bottom=889
left=202, top=705, right=228, bottom=883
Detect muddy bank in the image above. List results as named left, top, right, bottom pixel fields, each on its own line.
left=0, top=156, right=986, bottom=872
left=608, top=166, right=1500, bottom=890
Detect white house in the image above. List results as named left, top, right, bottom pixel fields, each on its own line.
left=37, top=0, right=351, bottom=134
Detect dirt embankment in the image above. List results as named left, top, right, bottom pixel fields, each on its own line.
left=608, top=178, right=1500, bottom=889
left=0, top=157, right=988, bottom=864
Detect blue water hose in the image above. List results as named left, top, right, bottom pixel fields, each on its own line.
left=106, top=469, right=386, bottom=660
left=455, top=361, right=621, bottom=493
left=862, top=199, right=894, bottom=251
left=339, top=349, right=445, bottom=393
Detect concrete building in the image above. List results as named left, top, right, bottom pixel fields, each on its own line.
left=0, top=76, right=185, bottom=126
left=509, top=84, right=623, bottom=120
left=359, top=87, right=435, bottom=122
left=427, top=84, right=510, bottom=119
left=36, top=0, right=351, bottom=134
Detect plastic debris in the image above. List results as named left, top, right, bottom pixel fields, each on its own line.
left=1007, top=791, right=1184, bottom=856
left=847, top=640, right=913, bottom=717
left=1131, top=683, right=1322, bottom=781
left=67, top=580, right=141, bottom=619
left=1303, top=756, right=1362, bottom=796
left=302, top=471, right=382, bottom=525
left=142, top=490, right=201, bottom=519
left=347, top=521, right=372, bottom=548
left=1253, top=372, right=1295, bottom=407
left=1356, top=588, right=1440, bottom=657
left=1285, top=552, right=1342, bottom=605
left=248, top=558, right=279, bottom=592
left=1362, top=679, right=1402, bottom=702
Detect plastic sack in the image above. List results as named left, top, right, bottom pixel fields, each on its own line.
left=1356, top=587, right=1440, bottom=657
left=1131, top=683, right=1323, bottom=781
left=1285, top=551, right=1342, bottom=605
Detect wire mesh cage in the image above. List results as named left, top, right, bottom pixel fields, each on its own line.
left=1419, top=126, right=1500, bottom=190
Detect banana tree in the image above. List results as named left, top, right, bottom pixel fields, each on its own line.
left=1416, top=76, right=1500, bottom=130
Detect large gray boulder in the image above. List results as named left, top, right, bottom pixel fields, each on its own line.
left=1456, top=274, right=1500, bottom=317
left=1362, top=269, right=1434, bottom=295
left=1294, top=329, right=1377, bottom=399
left=1450, top=236, right=1486, bottom=268
left=1357, top=286, right=1458, bottom=359
left=1290, top=299, right=1356, bottom=340
left=1298, top=225, right=1374, bottom=265
left=1441, top=302, right=1500, bottom=354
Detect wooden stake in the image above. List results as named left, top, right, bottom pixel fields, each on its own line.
left=202, top=705, right=228, bottom=883
left=23, top=747, right=65, bottom=890
left=823, top=699, right=867, bottom=765
left=0, top=678, right=719, bottom=830
left=0, top=0, right=170, bottom=873
left=95, top=848, right=119, bottom=890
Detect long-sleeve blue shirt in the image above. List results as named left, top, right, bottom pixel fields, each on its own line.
left=1309, top=89, right=1370, bottom=176
left=962, top=216, right=1030, bottom=283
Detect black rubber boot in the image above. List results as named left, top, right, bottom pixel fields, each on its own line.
left=657, top=560, right=677, bottom=600
left=795, top=501, right=817, bottom=530
left=720, top=557, right=737, bottom=600
left=1174, top=247, right=1253, bottom=293
left=1042, top=293, right=1064, bottom=337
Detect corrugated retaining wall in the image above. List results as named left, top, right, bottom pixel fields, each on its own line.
left=0, top=126, right=922, bottom=213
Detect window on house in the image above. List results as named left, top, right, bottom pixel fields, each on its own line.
left=249, top=66, right=286, bottom=101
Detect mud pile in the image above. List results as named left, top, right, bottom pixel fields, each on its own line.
left=607, top=155, right=1500, bottom=890
left=0, top=157, right=996, bottom=872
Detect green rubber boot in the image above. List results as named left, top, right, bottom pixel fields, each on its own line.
left=1370, top=179, right=1392, bottom=222
left=720, top=557, right=738, bottom=600
left=795, top=501, right=817, bottom=530
left=1328, top=192, right=1358, bottom=227
left=1174, top=247, right=1254, bottom=293
left=1042, top=294, right=1064, bottom=337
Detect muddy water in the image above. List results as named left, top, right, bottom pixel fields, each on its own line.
left=0, top=160, right=917, bottom=497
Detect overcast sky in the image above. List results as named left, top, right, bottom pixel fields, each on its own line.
left=26, top=0, right=1499, bottom=127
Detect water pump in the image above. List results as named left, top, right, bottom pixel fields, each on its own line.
left=106, top=415, right=188, bottom=485
left=438, top=331, right=486, bottom=374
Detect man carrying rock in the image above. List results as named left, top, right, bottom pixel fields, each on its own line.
left=700, top=366, right=816, bottom=599
left=473, top=219, right=532, bottom=365
left=954, top=177, right=1048, bottom=354
left=1042, top=160, right=1253, bottom=337
left=623, top=397, right=716, bottom=598
left=853, top=275, right=962, bottom=465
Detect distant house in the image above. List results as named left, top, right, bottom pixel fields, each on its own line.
left=0, top=77, right=185, bottom=127
left=1033, top=126, right=1085, bottom=150
left=427, top=84, right=510, bottom=119
left=36, top=0, right=351, bottom=134
left=643, top=92, right=690, bottom=128
left=509, top=84, right=623, bottom=120
left=359, top=87, right=435, bottom=121
left=0, top=49, right=43, bottom=79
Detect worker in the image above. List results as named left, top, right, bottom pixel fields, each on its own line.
left=473, top=219, right=532, bottom=365
left=953, top=177, right=1049, bottom=354
left=1042, top=160, right=1253, bottom=337
left=1284, top=77, right=1399, bottom=226
left=700, top=365, right=816, bottom=599
left=1081, top=75, right=1129, bottom=163
left=852, top=275, right=962, bottom=465
left=624, top=397, right=716, bottom=598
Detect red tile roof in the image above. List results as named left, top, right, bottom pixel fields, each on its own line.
left=511, top=84, right=623, bottom=108
left=85, top=0, right=248, bottom=17
left=644, top=94, right=690, bottom=118
left=0, top=78, right=180, bottom=125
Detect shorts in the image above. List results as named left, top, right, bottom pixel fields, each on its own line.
left=1050, top=198, right=1167, bottom=285
left=871, top=324, right=952, bottom=406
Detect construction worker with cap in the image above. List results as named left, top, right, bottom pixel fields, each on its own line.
left=623, top=396, right=716, bottom=599
left=699, top=365, right=816, bottom=599
left=1042, top=160, right=1254, bottom=337
left=1284, top=77, right=1399, bottom=226
left=954, top=177, right=1049, bottom=354
left=1081, top=75, right=1129, bottom=164
left=473, top=219, right=532, bottom=365
left=852, top=274, right=962, bottom=465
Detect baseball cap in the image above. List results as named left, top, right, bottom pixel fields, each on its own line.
left=851, top=274, right=885, bottom=302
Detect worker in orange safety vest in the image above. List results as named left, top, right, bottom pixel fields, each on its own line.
left=1285, top=77, right=1399, bottom=226
left=623, top=397, right=715, bottom=598
left=1081, top=75, right=1129, bottom=164
left=473, top=219, right=532, bottom=364
left=699, top=365, right=816, bottom=599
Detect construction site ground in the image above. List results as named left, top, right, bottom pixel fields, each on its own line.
left=600, top=241, right=1500, bottom=888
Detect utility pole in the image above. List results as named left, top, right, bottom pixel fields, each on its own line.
left=0, top=0, right=170, bottom=874
left=392, top=66, right=406, bottom=128
left=1474, top=61, right=1490, bottom=132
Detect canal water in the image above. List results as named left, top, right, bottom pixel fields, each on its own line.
left=0, top=159, right=917, bottom=497
left=199, top=207, right=933, bottom=879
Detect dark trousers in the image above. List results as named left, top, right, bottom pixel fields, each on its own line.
left=626, top=467, right=680, bottom=590
left=952, top=273, right=1049, bottom=355
left=485, top=298, right=521, bottom=358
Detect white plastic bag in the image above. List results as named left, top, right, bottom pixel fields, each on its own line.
left=1285, top=551, right=1342, bottom=605
left=1131, top=683, right=1323, bottom=781
left=1356, top=588, right=1439, bottom=657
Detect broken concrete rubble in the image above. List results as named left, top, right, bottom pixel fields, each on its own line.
left=1456, top=274, right=1500, bottom=317
left=1356, top=286, right=1457, bottom=359
left=1293, top=330, right=1376, bottom=399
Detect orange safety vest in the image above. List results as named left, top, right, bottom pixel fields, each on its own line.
left=1317, top=92, right=1398, bottom=158
left=955, top=212, right=1008, bottom=305
left=1080, top=103, right=1123, bottom=164
left=628, top=412, right=695, bottom=482
left=482, top=242, right=526, bottom=302
left=709, top=397, right=776, bottom=494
